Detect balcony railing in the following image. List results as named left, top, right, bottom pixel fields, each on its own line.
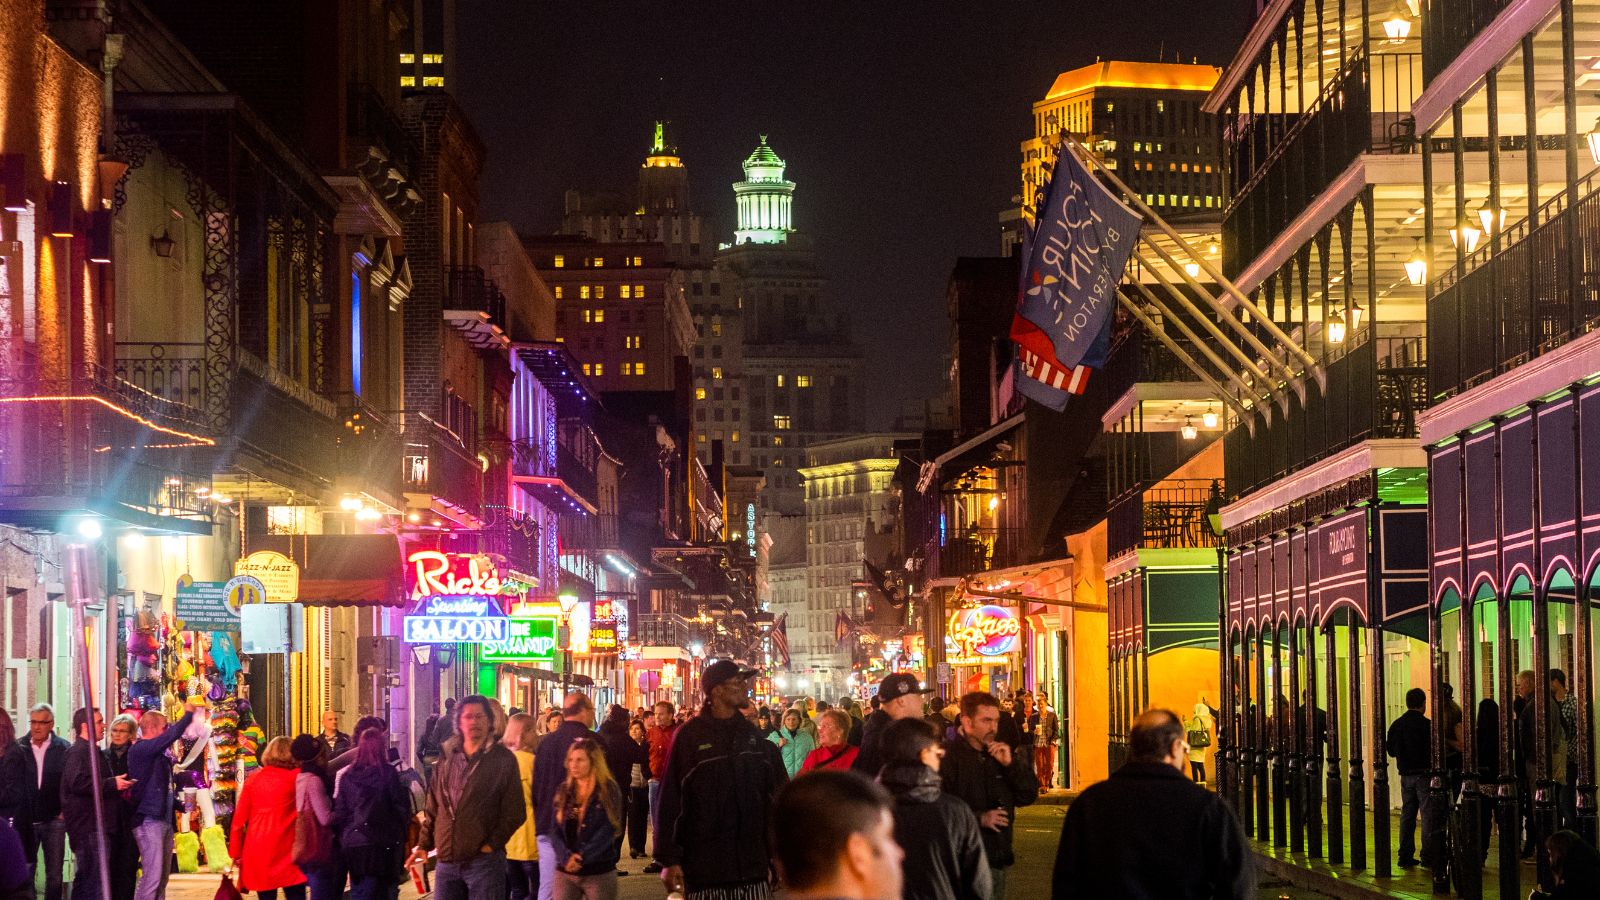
left=115, top=342, right=206, bottom=410
left=1108, top=479, right=1222, bottom=558
left=1428, top=170, right=1600, bottom=401
left=1224, top=325, right=1428, bottom=498
left=402, top=412, right=482, bottom=517
left=1420, top=0, right=1510, bottom=86
left=1102, top=328, right=1202, bottom=399
left=0, top=361, right=213, bottom=527
left=1224, top=49, right=1421, bottom=276
left=562, top=514, right=620, bottom=552
left=633, top=612, right=693, bottom=650
left=929, top=527, right=1024, bottom=579
left=445, top=266, right=507, bottom=328
left=482, top=504, right=542, bottom=577
left=335, top=397, right=403, bottom=502
left=347, top=81, right=417, bottom=178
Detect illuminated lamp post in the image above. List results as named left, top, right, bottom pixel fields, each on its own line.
left=1204, top=481, right=1232, bottom=812
left=558, top=590, right=579, bottom=696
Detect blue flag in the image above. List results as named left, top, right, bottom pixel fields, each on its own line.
left=1011, top=145, right=1142, bottom=410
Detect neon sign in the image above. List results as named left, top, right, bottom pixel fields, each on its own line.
left=746, top=504, right=756, bottom=556
left=403, top=614, right=508, bottom=644
left=407, top=550, right=503, bottom=601
left=948, top=605, right=1020, bottom=658
left=589, top=623, right=618, bottom=651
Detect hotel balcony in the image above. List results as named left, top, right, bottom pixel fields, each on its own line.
left=1428, top=169, right=1600, bottom=402
left=444, top=266, right=509, bottom=349
left=402, top=411, right=483, bottom=521
left=1223, top=325, right=1427, bottom=498
left=928, top=527, right=1024, bottom=580
left=0, top=360, right=214, bottom=533
left=334, top=397, right=404, bottom=511
left=511, top=437, right=599, bottom=517
left=561, top=513, right=621, bottom=553
left=633, top=612, right=694, bottom=651
left=1107, top=479, right=1223, bottom=559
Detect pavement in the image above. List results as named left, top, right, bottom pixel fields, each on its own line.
left=150, top=788, right=1334, bottom=900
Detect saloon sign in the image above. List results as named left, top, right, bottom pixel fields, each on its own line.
left=402, top=550, right=513, bottom=645
left=948, top=605, right=1021, bottom=659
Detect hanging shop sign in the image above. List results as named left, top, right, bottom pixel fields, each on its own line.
left=402, top=598, right=510, bottom=643
left=948, top=604, right=1021, bottom=659
left=481, top=601, right=561, bottom=664
left=234, top=551, right=300, bottom=603
left=224, top=575, right=267, bottom=612
left=589, top=621, right=619, bottom=651
left=175, top=580, right=239, bottom=631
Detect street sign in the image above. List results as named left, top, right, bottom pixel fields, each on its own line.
left=224, top=575, right=267, bottom=613
left=241, top=602, right=305, bottom=654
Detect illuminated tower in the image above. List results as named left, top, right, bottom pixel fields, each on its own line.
left=639, top=120, right=689, bottom=213
left=732, top=136, right=794, bottom=245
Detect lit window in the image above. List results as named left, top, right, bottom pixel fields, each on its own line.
left=635, top=361, right=645, bottom=376
left=731, top=431, right=740, bottom=442
left=634, top=284, right=644, bottom=297
left=594, top=308, right=604, bottom=323
left=1157, top=100, right=1166, bottom=113
left=592, top=257, right=604, bottom=268
left=696, top=388, right=707, bottom=401
left=400, top=75, right=416, bottom=87
left=621, top=362, right=633, bottom=376
left=620, top=285, right=632, bottom=298
left=553, top=255, right=565, bottom=268
left=554, top=286, right=564, bottom=299
left=400, top=53, right=417, bottom=64
left=423, top=53, right=444, bottom=65
left=633, top=256, right=642, bottom=266
left=580, top=285, right=591, bottom=300
left=582, top=363, right=592, bottom=376
left=712, top=367, right=724, bottom=380
left=773, top=435, right=784, bottom=447
left=593, top=363, right=603, bottom=376
left=594, top=285, right=606, bottom=300
left=711, top=317, right=722, bottom=337
left=796, top=375, right=812, bottom=388
left=773, top=415, right=791, bottom=430
left=422, top=76, right=444, bottom=88
left=776, top=374, right=785, bottom=387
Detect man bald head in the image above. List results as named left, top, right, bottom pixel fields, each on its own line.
left=139, top=709, right=169, bottom=738
left=1128, top=708, right=1187, bottom=771
left=562, top=691, right=596, bottom=728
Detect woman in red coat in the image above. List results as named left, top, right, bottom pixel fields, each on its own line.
left=228, top=737, right=308, bottom=899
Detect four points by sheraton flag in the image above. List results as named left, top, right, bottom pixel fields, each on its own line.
left=1011, top=144, right=1142, bottom=411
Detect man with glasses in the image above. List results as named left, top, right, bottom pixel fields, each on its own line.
left=655, top=660, right=789, bottom=900
left=17, top=703, right=69, bottom=900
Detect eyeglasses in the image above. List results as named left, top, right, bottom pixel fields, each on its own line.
left=29, top=719, right=51, bottom=726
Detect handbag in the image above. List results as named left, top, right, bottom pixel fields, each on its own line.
left=1186, top=717, right=1211, bottom=749
left=292, top=794, right=335, bottom=868
left=213, top=875, right=242, bottom=900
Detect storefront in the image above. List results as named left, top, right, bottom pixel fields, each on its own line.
left=945, top=603, right=1022, bottom=697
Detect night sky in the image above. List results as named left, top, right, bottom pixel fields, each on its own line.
left=458, top=2, right=1253, bottom=428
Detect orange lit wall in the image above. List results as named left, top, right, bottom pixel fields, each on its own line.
left=1146, top=647, right=1221, bottom=773
left=1064, top=519, right=1108, bottom=788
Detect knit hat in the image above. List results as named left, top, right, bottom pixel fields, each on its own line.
left=290, top=734, right=322, bottom=763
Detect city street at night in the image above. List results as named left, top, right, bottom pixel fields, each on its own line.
left=4, top=2, right=1600, bottom=900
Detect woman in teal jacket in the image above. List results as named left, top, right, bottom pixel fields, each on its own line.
left=768, top=709, right=815, bottom=777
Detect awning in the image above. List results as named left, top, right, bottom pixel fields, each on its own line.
left=246, top=534, right=405, bottom=607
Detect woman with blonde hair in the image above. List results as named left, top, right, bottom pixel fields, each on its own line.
left=549, top=737, right=622, bottom=900
left=228, top=736, right=308, bottom=900
left=502, top=713, right=540, bottom=900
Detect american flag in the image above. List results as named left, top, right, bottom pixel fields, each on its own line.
left=770, top=613, right=791, bottom=667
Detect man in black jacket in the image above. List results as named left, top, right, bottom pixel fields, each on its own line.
left=852, top=673, right=931, bottom=778
left=1385, top=687, right=1431, bottom=867
left=18, top=703, right=70, bottom=900
left=1055, top=709, right=1253, bottom=898
left=657, top=659, right=789, bottom=900
left=941, top=691, right=1037, bottom=900
left=62, top=708, right=135, bottom=900
left=531, top=691, right=595, bottom=900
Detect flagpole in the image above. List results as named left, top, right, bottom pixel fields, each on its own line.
left=1060, top=135, right=1325, bottom=391
left=1122, top=279, right=1266, bottom=414
left=1115, top=292, right=1254, bottom=426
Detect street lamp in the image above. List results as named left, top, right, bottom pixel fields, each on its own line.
left=558, top=591, right=580, bottom=695
left=1476, top=199, right=1504, bottom=236
left=1181, top=417, right=1198, bottom=440
left=1383, top=3, right=1412, bottom=42
left=1405, top=238, right=1429, bottom=286
left=1203, top=480, right=1231, bottom=811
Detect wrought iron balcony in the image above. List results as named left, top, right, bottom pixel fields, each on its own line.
left=115, top=342, right=205, bottom=410
left=1420, top=0, right=1511, bottom=87
left=335, top=397, right=403, bottom=505
left=347, top=81, right=418, bottom=180
left=0, top=361, right=213, bottom=531
left=1102, top=328, right=1202, bottom=399
left=562, top=514, right=620, bottom=552
left=401, top=411, right=482, bottom=518
left=1224, top=326, right=1427, bottom=498
left=1224, top=49, right=1421, bottom=276
left=1428, top=169, right=1600, bottom=401
left=482, top=504, right=542, bottom=578
left=928, top=527, right=1024, bottom=579
left=1108, top=479, right=1222, bottom=558
left=444, top=266, right=508, bottom=348
left=633, top=612, right=694, bottom=650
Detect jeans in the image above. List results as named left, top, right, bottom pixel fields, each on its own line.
left=552, top=870, right=617, bottom=900
left=536, top=836, right=557, bottom=900
left=647, top=780, right=661, bottom=853
left=257, top=887, right=307, bottom=900
left=506, top=858, right=540, bottom=900
left=991, top=866, right=1008, bottom=900
left=1190, top=760, right=1206, bottom=784
left=1398, top=774, right=1426, bottom=863
left=304, top=860, right=346, bottom=900
left=626, top=787, right=650, bottom=856
left=28, top=818, right=65, bottom=900
left=133, top=819, right=174, bottom=900
left=348, top=876, right=399, bottom=900
left=436, top=849, right=507, bottom=900
left=67, top=830, right=105, bottom=900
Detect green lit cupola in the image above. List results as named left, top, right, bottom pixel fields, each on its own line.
left=733, top=135, right=795, bottom=244
left=644, top=120, right=682, bottom=169
left=640, top=120, right=689, bottom=213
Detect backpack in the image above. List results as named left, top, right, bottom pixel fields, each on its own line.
left=1187, top=717, right=1211, bottom=749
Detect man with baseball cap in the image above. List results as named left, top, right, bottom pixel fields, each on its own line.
left=852, top=673, right=932, bottom=778
left=656, top=659, right=789, bottom=900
